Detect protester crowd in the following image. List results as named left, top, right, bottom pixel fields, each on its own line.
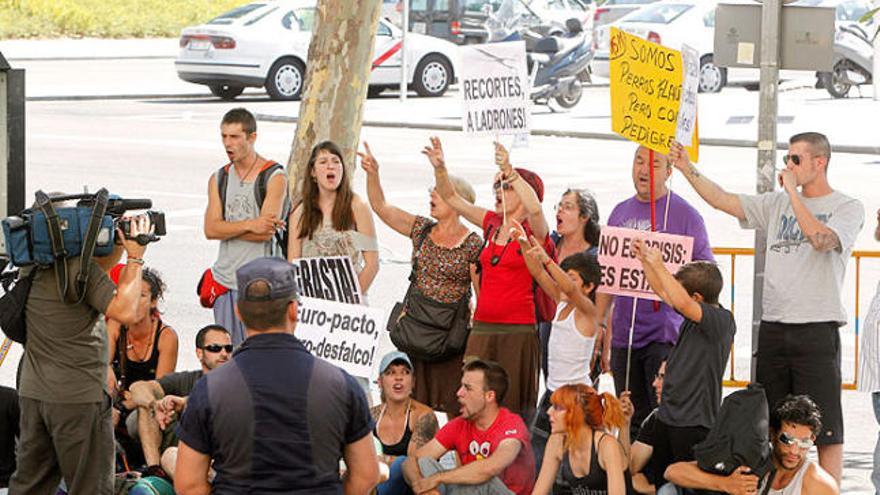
left=3, top=106, right=878, bottom=495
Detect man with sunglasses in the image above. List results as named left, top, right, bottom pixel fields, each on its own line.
left=665, top=394, right=838, bottom=495
left=668, top=132, right=865, bottom=485
left=127, top=324, right=232, bottom=479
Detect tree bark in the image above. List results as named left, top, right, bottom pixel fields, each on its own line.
left=286, top=0, right=382, bottom=205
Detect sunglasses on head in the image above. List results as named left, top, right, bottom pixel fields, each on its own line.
left=778, top=431, right=814, bottom=449
left=492, top=180, right=513, bottom=191
left=202, top=344, right=233, bottom=353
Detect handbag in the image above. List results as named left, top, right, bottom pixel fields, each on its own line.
left=0, top=265, right=37, bottom=344
left=387, top=223, right=471, bottom=362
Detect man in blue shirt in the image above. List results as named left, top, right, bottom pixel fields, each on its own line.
left=175, top=257, right=379, bottom=494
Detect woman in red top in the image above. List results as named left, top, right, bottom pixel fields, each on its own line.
left=424, top=136, right=551, bottom=420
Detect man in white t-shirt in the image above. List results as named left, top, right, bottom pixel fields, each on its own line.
left=667, top=132, right=865, bottom=485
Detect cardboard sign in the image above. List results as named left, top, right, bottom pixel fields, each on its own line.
left=459, top=41, right=530, bottom=138
left=290, top=256, right=363, bottom=305
left=295, top=296, right=384, bottom=379
left=676, top=44, right=699, bottom=147
left=597, top=226, right=694, bottom=300
left=609, top=28, right=700, bottom=161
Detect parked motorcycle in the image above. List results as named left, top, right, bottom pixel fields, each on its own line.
left=486, top=0, right=594, bottom=109
left=818, top=23, right=874, bottom=98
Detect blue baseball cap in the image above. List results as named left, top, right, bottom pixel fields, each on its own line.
left=236, top=257, right=301, bottom=303
left=379, top=351, right=413, bottom=374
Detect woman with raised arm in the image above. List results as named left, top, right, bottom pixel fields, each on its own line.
left=359, top=141, right=482, bottom=416
left=533, top=384, right=635, bottom=495
left=423, top=136, right=552, bottom=421
left=288, top=140, right=379, bottom=296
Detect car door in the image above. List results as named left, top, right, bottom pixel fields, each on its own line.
left=371, top=21, right=403, bottom=85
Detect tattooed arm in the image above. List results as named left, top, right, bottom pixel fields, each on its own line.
left=668, top=141, right=746, bottom=221
left=408, top=410, right=440, bottom=458
left=782, top=175, right=841, bottom=252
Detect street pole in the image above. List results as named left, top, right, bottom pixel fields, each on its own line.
left=751, top=0, right=782, bottom=380
left=399, top=0, right=409, bottom=102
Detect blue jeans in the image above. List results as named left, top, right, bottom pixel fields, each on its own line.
left=377, top=457, right=413, bottom=495
left=873, top=391, right=880, bottom=495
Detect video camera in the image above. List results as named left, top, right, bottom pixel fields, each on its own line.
left=1, top=188, right=166, bottom=268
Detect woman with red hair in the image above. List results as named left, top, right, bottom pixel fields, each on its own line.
left=533, top=384, right=635, bottom=495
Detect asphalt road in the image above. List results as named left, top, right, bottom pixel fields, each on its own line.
left=4, top=61, right=880, bottom=492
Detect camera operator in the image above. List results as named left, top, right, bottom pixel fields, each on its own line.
left=9, top=214, right=154, bottom=495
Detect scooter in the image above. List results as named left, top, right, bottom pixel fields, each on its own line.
left=486, top=0, right=594, bottom=109
left=818, top=23, right=874, bottom=98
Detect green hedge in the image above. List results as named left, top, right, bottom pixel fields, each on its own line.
left=0, top=0, right=248, bottom=38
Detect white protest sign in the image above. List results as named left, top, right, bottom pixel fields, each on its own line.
left=290, top=256, right=363, bottom=305
left=459, top=40, right=530, bottom=138
left=675, top=44, right=699, bottom=146
left=295, top=296, right=384, bottom=379
left=597, top=226, right=694, bottom=301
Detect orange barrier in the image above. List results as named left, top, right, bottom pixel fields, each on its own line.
left=712, top=247, right=880, bottom=390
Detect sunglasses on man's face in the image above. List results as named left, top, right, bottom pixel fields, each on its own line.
left=782, top=154, right=806, bottom=166
left=202, top=344, right=233, bottom=353
left=778, top=431, right=814, bottom=450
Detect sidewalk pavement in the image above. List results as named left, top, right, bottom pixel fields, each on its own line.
left=0, top=37, right=178, bottom=61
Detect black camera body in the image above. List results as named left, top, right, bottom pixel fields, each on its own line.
left=117, top=210, right=167, bottom=239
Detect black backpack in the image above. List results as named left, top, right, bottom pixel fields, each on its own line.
left=693, top=383, right=773, bottom=481
left=217, top=161, right=292, bottom=258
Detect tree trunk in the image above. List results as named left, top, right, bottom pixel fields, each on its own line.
left=286, top=0, right=382, bottom=205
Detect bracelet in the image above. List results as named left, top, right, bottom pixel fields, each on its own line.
left=127, top=257, right=145, bottom=265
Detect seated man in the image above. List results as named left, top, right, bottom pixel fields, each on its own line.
left=665, top=395, right=838, bottom=495
left=403, top=359, right=535, bottom=495
left=127, top=324, right=231, bottom=478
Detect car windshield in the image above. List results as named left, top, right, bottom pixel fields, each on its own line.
left=208, top=3, right=267, bottom=24
left=622, top=3, right=691, bottom=23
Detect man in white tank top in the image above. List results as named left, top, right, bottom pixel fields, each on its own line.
left=664, top=395, right=838, bottom=495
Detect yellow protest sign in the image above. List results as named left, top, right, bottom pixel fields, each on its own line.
left=609, top=27, right=699, bottom=161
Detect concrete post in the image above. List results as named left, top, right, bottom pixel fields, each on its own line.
left=874, top=32, right=879, bottom=101
left=0, top=53, right=26, bottom=257
left=751, top=0, right=782, bottom=380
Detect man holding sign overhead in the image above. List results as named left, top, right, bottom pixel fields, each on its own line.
left=668, top=133, right=864, bottom=485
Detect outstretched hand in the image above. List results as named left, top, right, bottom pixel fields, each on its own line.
left=494, top=141, right=513, bottom=176
left=421, top=136, right=446, bottom=170
left=357, top=141, right=379, bottom=175
left=667, top=141, right=690, bottom=173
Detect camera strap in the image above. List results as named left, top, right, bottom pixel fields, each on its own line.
left=34, top=189, right=109, bottom=304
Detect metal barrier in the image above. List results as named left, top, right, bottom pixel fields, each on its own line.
left=713, top=247, right=880, bottom=390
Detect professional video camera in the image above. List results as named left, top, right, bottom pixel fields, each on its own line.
left=2, top=188, right=166, bottom=268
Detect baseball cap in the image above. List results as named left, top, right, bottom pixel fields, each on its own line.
left=378, top=351, right=413, bottom=374
left=236, top=257, right=301, bottom=302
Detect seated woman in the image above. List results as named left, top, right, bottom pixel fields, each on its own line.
left=533, top=384, right=635, bottom=495
left=372, top=351, right=439, bottom=495
left=108, top=267, right=178, bottom=409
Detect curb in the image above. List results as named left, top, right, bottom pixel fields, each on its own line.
left=27, top=93, right=208, bottom=102
left=255, top=113, right=880, bottom=155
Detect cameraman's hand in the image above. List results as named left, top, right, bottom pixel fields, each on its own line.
left=120, top=214, right=151, bottom=259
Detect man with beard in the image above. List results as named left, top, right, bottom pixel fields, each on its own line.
left=664, top=395, right=838, bottom=495
left=127, top=325, right=232, bottom=479
left=403, top=359, right=536, bottom=495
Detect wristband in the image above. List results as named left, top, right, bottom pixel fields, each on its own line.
left=127, top=257, right=145, bottom=265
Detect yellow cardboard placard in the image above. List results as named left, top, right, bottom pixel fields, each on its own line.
left=609, top=27, right=699, bottom=162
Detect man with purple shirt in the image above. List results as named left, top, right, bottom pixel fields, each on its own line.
left=597, top=145, right=714, bottom=435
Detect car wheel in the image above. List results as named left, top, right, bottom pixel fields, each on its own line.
left=698, top=55, right=726, bottom=93
left=209, top=84, right=244, bottom=100
left=266, top=57, right=305, bottom=101
left=413, top=54, right=451, bottom=97
left=821, top=61, right=852, bottom=99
